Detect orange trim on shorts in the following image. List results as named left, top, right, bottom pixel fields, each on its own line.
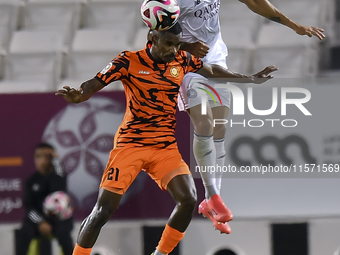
left=100, top=186, right=124, bottom=196
left=161, top=166, right=191, bottom=190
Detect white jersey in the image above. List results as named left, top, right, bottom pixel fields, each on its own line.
left=177, top=0, right=230, bottom=111
left=178, top=0, right=220, bottom=44
left=177, top=0, right=228, bottom=64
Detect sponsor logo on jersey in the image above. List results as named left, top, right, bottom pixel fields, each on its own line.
left=194, top=0, right=220, bottom=21
left=170, top=66, right=180, bottom=77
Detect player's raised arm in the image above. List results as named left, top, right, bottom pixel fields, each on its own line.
left=55, top=78, right=105, bottom=103
left=197, top=62, right=278, bottom=84
left=238, top=0, right=325, bottom=40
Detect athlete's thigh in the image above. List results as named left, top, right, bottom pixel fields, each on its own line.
left=146, top=148, right=190, bottom=191
left=211, top=105, right=229, bottom=120
left=178, top=72, right=209, bottom=112
left=187, top=102, right=214, bottom=122
left=167, top=173, right=196, bottom=201
left=208, top=85, right=231, bottom=110
left=100, top=147, right=147, bottom=195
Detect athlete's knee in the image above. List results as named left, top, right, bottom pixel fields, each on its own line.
left=83, top=204, right=114, bottom=228
left=177, top=187, right=197, bottom=212
left=188, top=105, right=214, bottom=136
left=213, top=122, right=227, bottom=138
left=83, top=188, right=121, bottom=228
left=212, top=106, right=229, bottom=137
left=95, top=206, right=113, bottom=225
left=193, top=117, right=214, bottom=136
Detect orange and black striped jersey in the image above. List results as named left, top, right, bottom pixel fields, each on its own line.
left=95, top=43, right=202, bottom=149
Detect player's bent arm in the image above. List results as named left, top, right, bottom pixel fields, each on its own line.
left=197, top=63, right=254, bottom=83
left=180, top=41, right=209, bottom=58
left=197, top=63, right=278, bottom=84
left=55, top=78, right=105, bottom=103
left=79, top=78, right=105, bottom=102
left=238, top=0, right=325, bottom=40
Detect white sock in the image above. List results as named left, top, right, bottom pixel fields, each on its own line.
left=214, top=138, right=226, bottom=194
left=193, top=133, right=218, bottom=200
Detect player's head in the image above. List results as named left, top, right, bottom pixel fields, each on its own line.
left=149, top=22, right=182, bottom=63
left=34, top=142, right=55, bottom=175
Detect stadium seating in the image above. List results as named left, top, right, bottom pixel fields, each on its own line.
left=0, top=0, right=22, bottom=3
left=0, top=0, right=337, bottom=93
left=253, top=24, right=320, bottom=78
left=29, top=0, right=85, bottom=2
left=271, top=0, right=336, bottom=48
left=271, top=0, right=335, bottom=28
left=62, top=28, right=127, bottom=91
left=220, top=25, right=255, bottom=74
left=0, top=30, right=64, bottom=92
left=132, top=26, right=149, bottom=51
left=9, top=30, right=64, bottom=54
left=220, top=0, right=265, bottom=40
left=0, top=2, right=19, bottom=52
left=0, top=53, right=5, bottom=80
left=22, top=1, right=82, bottom=45
left=85, top=0, right=141, bottom=43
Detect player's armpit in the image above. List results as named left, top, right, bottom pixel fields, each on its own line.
left=196, top=62, right=214, bottom=78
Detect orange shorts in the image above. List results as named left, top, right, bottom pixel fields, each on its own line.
left=100, top=146, right=190, bottom=195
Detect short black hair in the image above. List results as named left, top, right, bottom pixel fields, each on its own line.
left=35, top=142, right=54, bottom=150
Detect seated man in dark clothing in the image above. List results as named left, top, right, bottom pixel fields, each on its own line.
left=16, top=142, right=74, bottom=255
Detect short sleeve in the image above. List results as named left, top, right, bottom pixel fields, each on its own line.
left=95, top=51, right=130, bottom=86
left=178, top=0, right=193, bottom=17
left=185, top=52, right=203, bottom=74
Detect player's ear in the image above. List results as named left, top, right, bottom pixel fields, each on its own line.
left=151, top=34, right=157, bottom=45
left=151, top=30, right=160, bottom=45
left=147, top=29, right=153, bottom=42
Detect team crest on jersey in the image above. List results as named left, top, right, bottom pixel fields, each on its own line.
left=170, top=66, right=180, bottom=77
left=100, top=62, right=113, bottom=74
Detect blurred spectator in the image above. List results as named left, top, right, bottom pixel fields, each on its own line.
left=16, top=142, right=73, bottom=255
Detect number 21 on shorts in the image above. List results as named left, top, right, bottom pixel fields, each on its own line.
left=107, top=167, right=119, bottom=181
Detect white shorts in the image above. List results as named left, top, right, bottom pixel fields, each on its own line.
left=177, top=72, right=231, bottom=111
left=178, top=32, right=230, bottom=111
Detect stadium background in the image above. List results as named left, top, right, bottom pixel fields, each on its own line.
left=1, top=0, right=340, bottom=254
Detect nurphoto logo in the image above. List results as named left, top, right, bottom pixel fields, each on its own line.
left=188, top=81, right=312, bottom=128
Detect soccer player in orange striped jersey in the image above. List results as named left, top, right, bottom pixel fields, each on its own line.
left=56, top=23, right=277, bottom=255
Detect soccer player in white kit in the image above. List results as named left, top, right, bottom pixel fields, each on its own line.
left=176, top=0, right=325, bottom=234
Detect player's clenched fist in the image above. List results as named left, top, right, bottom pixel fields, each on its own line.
left=183, top=41, right=210, bottom=58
